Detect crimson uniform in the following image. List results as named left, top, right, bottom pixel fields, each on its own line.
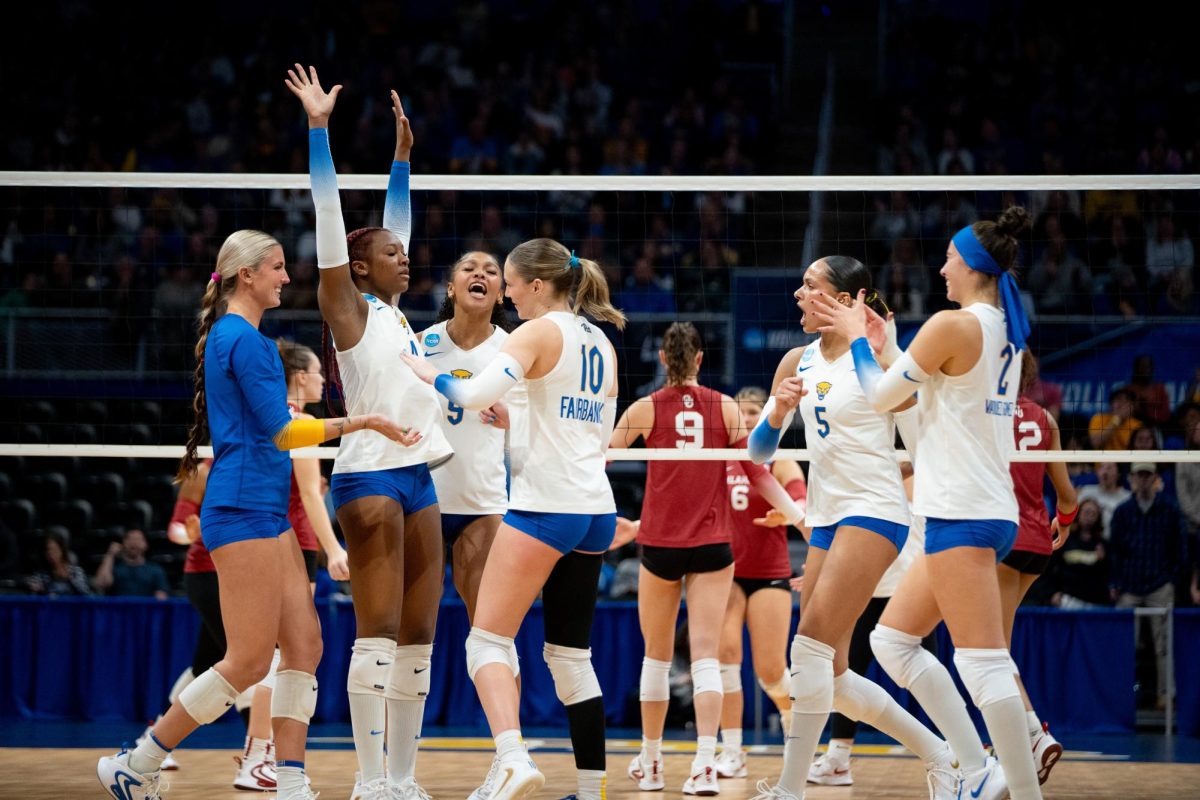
left=287, top=401, right=320, bottom=580
left=726, top=464, right=805, bottom=591
left=1005, top=396, right=1054, bottom=573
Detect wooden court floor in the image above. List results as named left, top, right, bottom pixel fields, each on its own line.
left=6, top=746, right=1199, bottom=800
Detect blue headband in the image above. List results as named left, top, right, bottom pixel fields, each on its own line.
left=951, top=225, right=1030, bottom=353
left=568, top=250, right=581, bottom=269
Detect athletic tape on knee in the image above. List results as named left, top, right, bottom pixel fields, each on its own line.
left=639, top=657, right=671, bottom=702
left=789, top=635, right=835, bottom=712
left=271, top=670, right=318, bottom=724
left=720, top=662, right=742, bottom=694
left=388, top=643, right=434, bottom=701
left=348, top=638, right=396, bottom=696
left=953, top=648, right=1021, bottom=708
left=757, top=672, right=789, bottom=699
left=870, top=625, right=938, bottom=689
left=544, top=643, right=602, bottom=705
left=466, top=627, right=517, bottom=682
left=832, top=669, right=890, bottom=725
left=691, top=657, right=723, bottom=698
left=167, top=667, right=195, bottom=705
left=178, top=668, right=238, bottom=725
left=259, top=648, right=282, bottom=691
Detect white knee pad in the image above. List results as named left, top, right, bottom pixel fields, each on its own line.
left=953, top=648, right=1021, bottom=709
left=720, top=662, right=742, bottom=694
left=639, top=657, right=671, bottom=702
left=465, top=627, right=518, bottom=682
left=168, top=667, right=194, bottom=706
left=509, top=640, right=521, bottom=678
left=234, top=686, right=254, bottom=714
left=388, top=643, right=434, bottom=701
left=870, top=625, right=938, bottom=689
left=691, top=657, right=723, bottom=698
left=788, top=635, right=835, bottom=713
left=348, top=638, right=396, bottom=696
left=832, top=670, right=890, bottom=725
left=757, top=671, right=789, bottom=698
left=544, top=643, right=602, bottom=705
left=242, top=648, right=282, bottom=709
left=271, top=670, right=318, bottom=724
left=178, top=668, right=238, bottom=725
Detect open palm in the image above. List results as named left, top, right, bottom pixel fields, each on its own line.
left=284, top=63, right=342, bottom=122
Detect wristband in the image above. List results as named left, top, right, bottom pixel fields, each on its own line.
left=1055, top=506, right=1078, bottom=527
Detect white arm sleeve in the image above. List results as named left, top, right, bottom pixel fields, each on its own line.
left=892, top=405, right=920, bottom=467
left=434, top=352, right=525, bottom=411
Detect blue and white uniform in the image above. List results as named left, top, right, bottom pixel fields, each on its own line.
left=912, top=303, right=1020, bottom=556
left=419, top=320, right=509, bottom=540
left=795, top=341, right=910, bottom=551
left=200, top=314, right=294, bottom=550
left=504, top=312, right=617, bottom=553
left=328, top=297, right=453, bottom=512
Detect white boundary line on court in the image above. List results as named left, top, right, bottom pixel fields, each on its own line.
left=0, top=444, right=1195, bottom=463
left=2, top=171, right=1200, bottom=192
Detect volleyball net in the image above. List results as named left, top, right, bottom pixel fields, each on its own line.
left=1, top=171, right=1197, bottom=550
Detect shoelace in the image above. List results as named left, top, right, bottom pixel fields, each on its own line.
left=475, top=757, right=500, bottom=797
left=925, top=766, right=960, bottom=799
left=391, top=778, right=433, bottom=800
left=749, top=778, right=794, bottom=800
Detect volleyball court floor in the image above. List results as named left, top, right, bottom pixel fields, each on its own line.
left=3, top=721, right=1198, bottom=799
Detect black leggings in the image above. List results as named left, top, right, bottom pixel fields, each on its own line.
left=184, top=571, right=225, bottom=676
left=541, top=551, right=605, bottom=771
left=829, top=596, right=938, bottom=740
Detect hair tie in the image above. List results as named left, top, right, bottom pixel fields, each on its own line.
left=568, top=250, right=581, bottom=269
left=210, top=271, right=222, bottom=283
left=865, top=290, right=878, bottom=305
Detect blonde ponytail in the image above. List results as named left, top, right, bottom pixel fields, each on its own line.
left=506, top=238, right=626, bottom=329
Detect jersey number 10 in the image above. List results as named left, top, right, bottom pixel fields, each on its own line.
left=579, top=345, right=605, bottom=394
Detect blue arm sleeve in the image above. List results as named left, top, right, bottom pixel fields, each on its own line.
left=230, top=332, right=293, bottom=440
left=383, top=160, right=411, bottom=253
left=850, top=337, right=929, bottom=414
left=748, top=417, right=783, bottom=465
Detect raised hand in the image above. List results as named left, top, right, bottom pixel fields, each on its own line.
left=284, top=64, right=342, bottom=127
left=810, top=289, right=869, bottom=342
left=864, top=305, right=890, bottom=357
left=772, top=376, right=806, bottom=422
left=391, top=90, right=414, bottom=161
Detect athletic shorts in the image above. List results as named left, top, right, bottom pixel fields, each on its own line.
left=1001, top=548, right=1051, bottom=576
left=504, top=510, right=616, bottom=555
left=733, top=575, right=792, bottom=598
left=640, top=542, right=734, bottom=582
left=442, top=512, right=497, bottom=548
left=330, top=464, right=438, bottom=514
left=925, top=517, right=1018, bottom=560
left=809, top=516, right=908, bottom=554
left=301, top=548, right=318, bottom=582
left=200, top=506, right=290, bottom=552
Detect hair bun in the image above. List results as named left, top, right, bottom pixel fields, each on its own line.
left=996, top=206, right=1031, bottom=238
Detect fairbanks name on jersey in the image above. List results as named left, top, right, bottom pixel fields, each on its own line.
left=795, top=341, right=909, bottom=528
left=507, top=312, right=616, bottom=515
left=419, top=320, right=509, bottom=515
left=332, top=294, right=452, bottom=474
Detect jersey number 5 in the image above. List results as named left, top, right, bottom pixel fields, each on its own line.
left=675, top=410, right=704, bottom=449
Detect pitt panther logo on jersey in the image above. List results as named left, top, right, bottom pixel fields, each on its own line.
left=816, top=381, right=832, bottom=401
left=450, top=369, right=473, bottom=379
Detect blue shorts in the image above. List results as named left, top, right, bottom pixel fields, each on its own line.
left=503, top=510, right=617, bottom=555
left=442, top=513, right=496, bottom=547
left=330, top=464, right=438, bottom=514
left=200, top=506, right=290, bottom=552
left=925, top=518, right=1018, bottom=560
left=809, top=515, right=908, bottom=553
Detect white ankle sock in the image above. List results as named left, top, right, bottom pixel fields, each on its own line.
left=129, top=732, right=170, bottom=775
left=577, top=768, right=605, bottom=800
left=720, top=727, right=743, bottom=753
left=642, top=737, right=662, bottom=763
left=244, top=736, right=268, bottom=761
left=694, top=735, right=717, bottom=770
left=1026, top=709, right=1042, bottom=738
left=495, top=729, right=525, bottom=763
left=826, top=739, right=852, bottom=765
left=276, top=762, right=307, bottom=798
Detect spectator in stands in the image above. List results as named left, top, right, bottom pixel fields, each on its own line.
left=618, top=257, right=675, bottom=314
left=1123, top=355, right=1172, bottom=426
left=93, top=528, right=169, bottom=599
left=1089, top=387, right=1143, bottom=450
left=1109, top=463, right=1188, bottom=708
left=1048, top=499, right=1110, bottom=609
left=869, top=192, right=921, bottom=252
left=936, top=127, right=975, bottom=174
left=449, top=116, right=499, bottom=174
left=1028, top=214, right=1092, bottom=313
left=1077, top=461, right=1132, bottom=539
left=1145, top=215, right=1194, bottom=299
left=26, top=529, right=92, bottom=596
left=876, top=237, right=928, bottom=314
left=1175, top=420, right=1200, bottom=535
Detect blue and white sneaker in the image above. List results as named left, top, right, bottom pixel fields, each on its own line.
left=97, top=749, right=163, bottom=800
left=957, top=756, right=1006, bottom=800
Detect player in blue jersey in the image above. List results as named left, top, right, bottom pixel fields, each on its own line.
left=97, top=230, right=417, bottom=800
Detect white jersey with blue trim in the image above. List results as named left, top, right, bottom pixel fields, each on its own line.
left=332, top=294, right=452, bottom=474
left=507, top=311, right=616, bottom=514
left=912, top=303, right=1020, bottom=523
left=418, top=320, right=509, bottom=515
left=795, top=341, right=909, bottom=528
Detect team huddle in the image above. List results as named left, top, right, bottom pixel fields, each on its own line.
left=95, top=66, right=1075, bottom=800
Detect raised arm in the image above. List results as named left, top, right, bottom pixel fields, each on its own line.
left=383, top=90, right=413, bottom=252
left=284, top=64, right=366, bottom=348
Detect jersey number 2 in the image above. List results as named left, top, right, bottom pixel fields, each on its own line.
left=1016, top=420, right=1043, bottom=450
left=997, top=344, right=1014, bottom=394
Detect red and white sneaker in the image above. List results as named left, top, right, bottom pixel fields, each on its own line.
left=627, top=754, right=665, bottom=791
left=682, top=764, right=720, bottom=796
left=807, top=751, right=852, bottom=786
left=715, top=748, right=747, bottom=779
left=232, top=747, right=276, bottom=791
left=1031, top=722, right=1064, bottom=785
